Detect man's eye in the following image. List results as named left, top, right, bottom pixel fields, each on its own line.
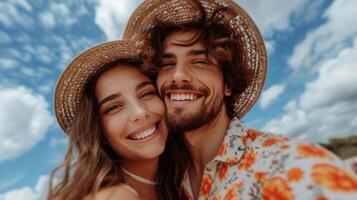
left=193, top=60, right=208, bottom=65
left=104, top=104, right=122, bottom=114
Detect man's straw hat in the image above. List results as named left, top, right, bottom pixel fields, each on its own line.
left=54, top=40, right=139, bottom=133
left=123, top=0, right=267, bottom=119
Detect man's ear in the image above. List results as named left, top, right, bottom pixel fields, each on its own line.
left=224, top=84, right=232, bottom=96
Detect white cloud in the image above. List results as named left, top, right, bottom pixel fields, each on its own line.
left=37, top=2, right=82, bottom=30
left=264, top=40, right=275, bottom=55
left=93, top=0, right=320, bottom=40
left=0, top=86, right=53, bottom=163
left=236, top=0, right=314, bottom=36
left=11, top=0, right=32, bottom=12
left=0, top=175, right=23, bottom=192
left=49, top=3, right=76, bottom=26
left=0, top=31, right=11, bottom=44
left=94, top=0, right=140, bottom=40
left=37, top=83, right=54, bottom=94
left=288, top=0, right=357, bottom=73
left=8, top=48, right=31, bottom=62
left=0, top=59, right=18, bottom=70
left=263, top=38, right=357, bottom=143
left=300, top=42, right=357, bottom=110
left=260, top=84, right=285, bottom=110
left=0, top=0, right=33, bottom=28
left=0, top=175, right=52, bottom=200
left=39, top=11, right=55, bottom=29
left=23, top=45, right=52, bottom=64
left=20, top=68, right=35, bottom=77
left=50, top=137, right=68, bottom=148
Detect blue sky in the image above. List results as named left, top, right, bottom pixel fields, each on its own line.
left=1, top=0, right=357, bottom=199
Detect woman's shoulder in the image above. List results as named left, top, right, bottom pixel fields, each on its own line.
left=83, top=184, right=139, bottom=200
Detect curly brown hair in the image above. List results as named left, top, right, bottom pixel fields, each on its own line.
left=139, top=7, right=254, bottom=119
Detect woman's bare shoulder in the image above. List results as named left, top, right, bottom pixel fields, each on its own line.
left=83, top=184, right=139, bottom=200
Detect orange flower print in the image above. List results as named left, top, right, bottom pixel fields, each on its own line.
left=311, top=163, right=357, bottom=193
left=218, top=163, right=231, bottom=181
left=247, top=129, right=263, bottom=141
left=182, top=188, right=193, bottom=200
left=238, top=148, right=256, bottom=170
left=241, top=129, right=262, bottom=146
left=286, top=167, right=304, bottom=182
left=297, top=144, right=332, bottom=159
left=262, top=177, right=294, bottom=200
left=261, top=137, right=285, bottom=148
left=224, top=188, right=237, bottom=200
left=241, top=135, right=248, bottom=146
left=213, top=195, right=222, bottom=200
left=235, top=181, right=244, bottom=190
left=199, top=173, right=213, bottom=197
left=280, top=144, right=290, bottom=150
left=226, top=157, right=239, bottom=164
left=255, top=171, right=268, bottom=181
left=217, top=143, right=228, bottom=157
left=315, top=196, right=329, bottom=200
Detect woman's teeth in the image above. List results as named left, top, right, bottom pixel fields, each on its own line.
left=130, top=126, right=157, bottom=140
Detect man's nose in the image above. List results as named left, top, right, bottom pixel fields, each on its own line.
left=172, top=62, right=192, bottom=84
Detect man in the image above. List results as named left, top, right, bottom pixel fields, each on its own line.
left=124, top=0, right=357, bottom=199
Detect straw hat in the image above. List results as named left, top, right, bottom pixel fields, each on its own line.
left=54, top=40, right=140, bottom=133
left=123, top=0, right=267, bottom=119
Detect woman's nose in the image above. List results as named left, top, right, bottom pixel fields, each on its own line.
left=130, top=101, right=149, bottom=122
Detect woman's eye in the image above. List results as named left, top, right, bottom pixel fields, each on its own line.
left=160, top=61, right=175, bottom=68
left=104, top=104, right=122, bottom=114
left=141, top=91, right=158, bottom=99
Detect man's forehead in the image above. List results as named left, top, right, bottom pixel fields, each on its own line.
left=162, top=43, right=206, bottom=57
left=162, top=31, right=206, bottom=53
left=163, top=29, right=201, bottom=45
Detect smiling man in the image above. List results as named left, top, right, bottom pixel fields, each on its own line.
left=123, top=0, right=357, bottom=199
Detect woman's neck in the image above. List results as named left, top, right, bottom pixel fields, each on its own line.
left=122, top=157, right=159, bottom=200
left=123, top=157, right=159, bottom=180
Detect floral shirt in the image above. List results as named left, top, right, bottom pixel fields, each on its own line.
left=182, top=118, right=357, bottom=200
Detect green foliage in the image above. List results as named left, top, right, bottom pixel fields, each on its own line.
left=320, top=135, right=357, bottom=159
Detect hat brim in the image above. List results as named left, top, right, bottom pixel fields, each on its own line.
left=54, top=40, right=139, bottom=133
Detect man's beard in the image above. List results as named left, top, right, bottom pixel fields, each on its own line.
left=166, top=95, right=224, bottom=133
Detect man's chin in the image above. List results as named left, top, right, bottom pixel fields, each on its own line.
left=166, top=111, right=205, bottom=133
left=166, top=98, right=224, bottom=133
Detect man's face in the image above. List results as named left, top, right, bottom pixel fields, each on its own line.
left=156, top=29, right=231, bottom=132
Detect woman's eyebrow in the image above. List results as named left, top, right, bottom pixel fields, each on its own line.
left=98, top=93, right=121, bottom=108
left=98, top=81, right=152, bottom=108
left=136, top=80, right=153, bottom=90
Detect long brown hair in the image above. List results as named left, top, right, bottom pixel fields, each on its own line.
left=48, top=59, right=189, bottom=200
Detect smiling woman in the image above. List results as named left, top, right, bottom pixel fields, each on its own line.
left=48, top=40, right=188, bottom=200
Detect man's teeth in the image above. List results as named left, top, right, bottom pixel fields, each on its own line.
left=170, top=94, right=198, bottom=101
left=130, top=127, right=156, bottom=140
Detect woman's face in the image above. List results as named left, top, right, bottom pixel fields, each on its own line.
left=95, top=64, right=168, bottom=162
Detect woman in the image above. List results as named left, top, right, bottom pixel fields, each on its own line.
left=48, top=40, right=188, bottom=200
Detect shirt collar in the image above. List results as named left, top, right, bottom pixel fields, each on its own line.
left=212, top=117, right=248, bottom=164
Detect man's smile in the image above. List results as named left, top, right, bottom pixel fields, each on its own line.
left=164, top=89, right=205, bottom=105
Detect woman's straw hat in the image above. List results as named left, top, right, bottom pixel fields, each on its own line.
left=123, top=0, right=267, bottom=119
left=54, top=40, right=139, bottom=133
